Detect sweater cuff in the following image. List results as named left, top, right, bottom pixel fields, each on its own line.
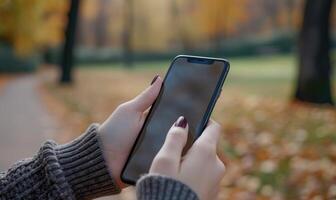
left=136, top=174, right=199, bottom=200
left=56, top=123, right=121, bottom=199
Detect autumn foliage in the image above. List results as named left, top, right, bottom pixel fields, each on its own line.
left=0, top=0, right=67, bottom=55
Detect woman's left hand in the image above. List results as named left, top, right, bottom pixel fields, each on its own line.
left=98, top=75, right=162, bottom=188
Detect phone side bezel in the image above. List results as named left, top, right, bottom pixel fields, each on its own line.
left=120, top=55, right=230, bottom=185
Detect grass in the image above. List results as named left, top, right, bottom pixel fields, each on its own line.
left=77, top=54, right=296, bottom=101
left=79, top=53, right=336, bottom=99
left=41, top=54, right=336, bottom=199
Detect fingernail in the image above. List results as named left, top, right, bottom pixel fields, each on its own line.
left=150, top=75, right=159, bottom=85
left=174, top=116, right=188, bottom=128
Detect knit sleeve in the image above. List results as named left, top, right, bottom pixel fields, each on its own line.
left=0, top=124, right=120, bottom=200
left=136, top=174, right=199, bottom=200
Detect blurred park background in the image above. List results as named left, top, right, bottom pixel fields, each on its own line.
left=1, top=0, right=336, bottom=199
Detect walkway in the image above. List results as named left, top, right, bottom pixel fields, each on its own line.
left=0, top=74, right=135, bottom=199
left=0, top=75, right=58, bottom=170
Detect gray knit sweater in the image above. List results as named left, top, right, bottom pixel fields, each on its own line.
left=0, top=124, right=198, bottom=200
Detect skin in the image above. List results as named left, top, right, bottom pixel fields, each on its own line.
left=98, top=75, right=226, bottom=199
left=98, top=75, right=163, bottom=187
left=150, top=118, right=226, bottom=200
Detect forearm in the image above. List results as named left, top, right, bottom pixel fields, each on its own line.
left=0, top=124, right=120, bottom=199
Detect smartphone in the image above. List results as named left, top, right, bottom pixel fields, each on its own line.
left=121, top=55, right=230, bottom=184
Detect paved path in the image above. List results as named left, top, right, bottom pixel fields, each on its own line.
left=0, top=75, right=58, bottom=170
left=0, top=74, right=135, bottom=199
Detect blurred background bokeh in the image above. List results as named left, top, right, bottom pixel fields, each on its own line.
left=0, top=0, right=336, bottom=199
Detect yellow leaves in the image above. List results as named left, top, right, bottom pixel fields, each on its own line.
left=236, top=175, right=261, bottom=192
left=0, top=0, right=67, bottom=56
left=328, top=184, right=336, bottom=198
left=259, top=160, right=277, bottom=173
left=132, top=0, right=173, bottom=51
left=260, top=184, right=275, bottom=197
left=216, top=93, right=336, bottom=198
left=196, top=0, right=248, bottom=38
left=81, top=0, right=99, bottom=20
left=1, top=0, right=309, bottom=54
left=256, top=132, right=273, bottom=146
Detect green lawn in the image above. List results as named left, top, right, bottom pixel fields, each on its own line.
left=79, top=53, right=335, bottom=101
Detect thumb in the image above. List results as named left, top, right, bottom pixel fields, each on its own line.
left=194, top=119, right=221, bottom=151
left=129, top=75, right=162, bottom=112
left=150, top=116, right=189, bottom=176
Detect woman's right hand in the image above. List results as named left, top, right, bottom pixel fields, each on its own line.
left=149, top=117, right=226, bottom=200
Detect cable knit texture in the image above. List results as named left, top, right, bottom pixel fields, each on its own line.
left=0, top=124, right=200, bottom=199
left=0, top=124, right=120, bottom=199
left=136, top=174, right=199, bottom=200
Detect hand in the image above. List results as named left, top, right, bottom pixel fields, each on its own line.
left=149, top=117, right=226, bottom=200
left=98, top=75, right=162, bottom=188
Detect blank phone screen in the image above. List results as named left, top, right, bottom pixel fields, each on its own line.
left=122, top=57, right=228, bottom=183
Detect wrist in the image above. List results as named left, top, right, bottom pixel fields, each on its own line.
left=97, top=126, right=128, bottom=189
left=57, top=124, right=121, bottom=198
left=98, top=146, right=128, bottom=188
left=105, top=158, right=128, bottom=188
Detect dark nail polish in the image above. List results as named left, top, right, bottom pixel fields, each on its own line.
left=150, top=75, right=159, bottom=85
left=174, top=116, right=187, bottom=128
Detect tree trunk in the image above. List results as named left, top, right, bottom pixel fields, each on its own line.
left=123, top=0, right=134, bottom=68
left=60, top=0, right=80, bottom=84
left=95, top=0, right=109, bottom=48
left=294, top=0, right=334, bottom=105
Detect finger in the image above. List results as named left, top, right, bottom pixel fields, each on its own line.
left=150, top=116, right=189, bottom=175
left=210, top=185, right=220, bottom=200
left=217, top=150, right=229, bottom=168
left=216, top=156, right=226, bottom=177
left=211, top=159, right=226, bottom=193
left=142, top=110, right=150, bottom=118
left=161, top=116, right=189, bottom=160
left=195, top=119, right=222, bottom=148
left=129, top=75, right=162, bottom=112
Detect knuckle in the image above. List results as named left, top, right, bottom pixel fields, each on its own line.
left=212, top=121, right=223, bottom=133
left=153, top=154, right=174, bottom=166
left=195, top=142, right=215, bottom=156
left=117, top=101, right=133, bottom=111
left=151, top=154, right=176, bottom=173
left=169, top=129, right=186, bottom=142
left=117, top=102, right=127, bottom=110
left=217, top=160, right=226, bottom=174
left=204, top=136, right=217, bottom=146
left=164, top=128, right=187, bottom=148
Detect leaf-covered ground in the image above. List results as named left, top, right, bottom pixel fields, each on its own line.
left=0, top=74, right=16, bottom=92
left=41, top=55, right=336, bottom=199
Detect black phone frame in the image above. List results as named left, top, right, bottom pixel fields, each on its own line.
left=120, top=55, right=230, bottom=185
